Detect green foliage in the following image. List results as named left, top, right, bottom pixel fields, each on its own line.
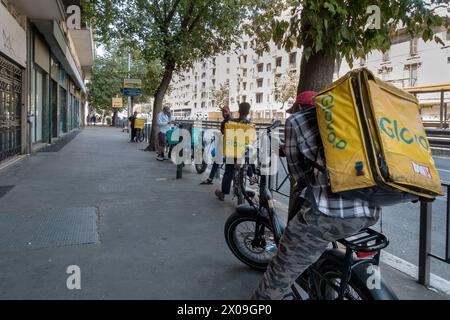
left=87, top=50, right=162, bottom=114
left=273, top=71, right=299, bottom=107
left=82, top=0, right=272, bottom=70
left=213, top=83, right=230, bottom=109
left=246, top=0, right=450, bottom=66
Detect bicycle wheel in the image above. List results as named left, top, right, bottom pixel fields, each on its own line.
left=233, top=165, right=246, bottom=205
left=136, top=130, right=144, bottom=142
left=317, top=261, right=375, bottom=300
left=224, top=210, right=276, bottom=271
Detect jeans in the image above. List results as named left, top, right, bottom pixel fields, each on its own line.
left=221, top=164, right=235, bottom=194
left=209, top=163, right=220, bottom=180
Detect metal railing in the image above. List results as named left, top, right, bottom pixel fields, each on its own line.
left=418, top=183, right=450, bottom=286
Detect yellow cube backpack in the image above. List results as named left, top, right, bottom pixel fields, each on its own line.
left=314, top=68, right=443, bottom=204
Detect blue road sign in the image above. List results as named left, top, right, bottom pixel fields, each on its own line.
left=123, top=88, right=142, bottom=97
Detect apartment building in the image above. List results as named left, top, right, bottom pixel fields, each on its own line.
left=169, top=26, right=450, bottom=122
left=169, top=35, right=302, bottom=121
left=0, top=0, right=94, bottom=163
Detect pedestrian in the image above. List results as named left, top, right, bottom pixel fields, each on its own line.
left=200, top=106, right=232, bottom=185
left=128, top=111, right=138, bottom=142
left=251, top=91, right=381, bottom=300
left=215, top=102, right=255, bottom=201
left=156, top=106, right=174, bottom=161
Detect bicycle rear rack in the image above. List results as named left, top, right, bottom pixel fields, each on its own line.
left=338, top=228, right=389, bottom=253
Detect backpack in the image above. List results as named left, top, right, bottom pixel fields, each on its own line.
left=312, top=68, right=443, bottom=206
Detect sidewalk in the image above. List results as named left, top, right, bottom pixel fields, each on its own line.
left=0, top=126, right=447, bottom=299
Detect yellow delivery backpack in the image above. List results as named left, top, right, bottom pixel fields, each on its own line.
left=314, top=68, right=443, bottom=205
left=223, top=121, right=256, bottom=160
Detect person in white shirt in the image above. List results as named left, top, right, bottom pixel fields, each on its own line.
left=157, top=106, right=174, bottom=161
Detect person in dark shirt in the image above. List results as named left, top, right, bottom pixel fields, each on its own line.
left=128, top=111, right=138, bottom=142
left=215, top=102, right=253, bottom=200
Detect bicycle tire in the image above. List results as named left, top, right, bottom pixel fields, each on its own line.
left=316, top=260, right=377, bottom=300
left=224, top=210, right=275, bottom=271
left=195, top=162, right=208, bottom=174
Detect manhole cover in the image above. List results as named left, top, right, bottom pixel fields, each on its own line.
left=0, top=207, right=99, bottom=251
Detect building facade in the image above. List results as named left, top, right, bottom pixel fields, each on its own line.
left=0, top=0, right=93, bottom=163
left=168, top=28, right=450, bottom=122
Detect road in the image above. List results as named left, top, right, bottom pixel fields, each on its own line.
left=269, top=156, right=450, bottom=282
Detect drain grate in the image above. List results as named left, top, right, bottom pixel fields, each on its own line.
left=0, top=207, right=99, bottom=251
left=0, top=186, right=14, bottom=199
left=39, top=130, right=82, bottom=153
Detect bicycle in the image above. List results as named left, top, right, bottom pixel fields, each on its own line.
left=135, top=128, right=145, bottom=143
left=224, top=121, right=398, bottom=300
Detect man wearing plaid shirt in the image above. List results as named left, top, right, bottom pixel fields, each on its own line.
left=252, top=91, right=381, bottom=300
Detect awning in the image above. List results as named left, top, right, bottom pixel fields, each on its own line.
left=404, top=84, right=450, bottom=94
left=14, top=0, right=65, bottom=21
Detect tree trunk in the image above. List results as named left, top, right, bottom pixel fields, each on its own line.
left=112, top=111, right=118, bottom=127
left=145, top=61, right=176, bottom=151
left=288, top=48, right=335, bottom=218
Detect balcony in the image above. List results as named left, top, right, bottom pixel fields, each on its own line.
left=14, top=0, right=65, bottom=20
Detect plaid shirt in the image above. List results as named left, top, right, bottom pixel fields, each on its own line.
left=285, top=108, right=381, bottom=218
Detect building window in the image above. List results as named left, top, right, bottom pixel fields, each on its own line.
left=257, top=63, right=264, bottom=73
left=256, top=93, right=263, bottom=104
left=266, top=63, right=272, bottom=72
left=243, top=69, right=248, bottom=77
left=257, top=78, right=263, bottom=88
left=276, top=57, right=282, bottom=68
left=244, top=42, right=248, bottom=49
left=289, top=52, right=297, bottom=68
left=227, top=57, right=230, bottom=63
left=407, top=64, right=419, bottom=87
left=226, top=68, right=230, bottom=75
left=242, top=95, right=247, bottom=102
left=243, top=55, right=247, bottom=63
left=410, top=38, right=418, bottom=56
left=243, top=82, right=247, bottom=90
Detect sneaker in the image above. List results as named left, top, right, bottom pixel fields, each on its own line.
left=200, top=178, right=213, bottom=185
left=156, top=155, right=164, bottom=161
left=215, top=190, right=225, bottom=201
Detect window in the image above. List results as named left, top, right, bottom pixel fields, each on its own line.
left=244, top=42, right=248, bottom=49
left=226, top=68, right=230, bottom=75
left=243, top=82, right=247, bottom=90
left=242, top=95, right=247, bottom=102
left=410, top=38, right=418, bottom=56
left=257, top=64, right=264, bottom=73
left=202, top=82, right=206, bottom=89
left=266, top=63, right=272, bottom=72
left=212, top=68, right=216, bottom=76
left=227, top=57, right=230, bottom=63
left=257, top=78, right=263, bottom=88
left=289, top=52, right=297, bottom=67
left=256, top=93, right=263, bottom=104
left=408, top=64, right=419, bottom=87
left=243, top=55, right=247, bottom=63
left=243, top=69, right=248, bottom=77
left=276, top=57, right=282, bottom=67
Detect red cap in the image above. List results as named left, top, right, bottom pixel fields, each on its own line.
left=295, top=91, right=317, bottom=106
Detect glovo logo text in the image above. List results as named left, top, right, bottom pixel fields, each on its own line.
left=379, top=117, right=429, bottom=151
left=320, top=95, right=348, bottom=150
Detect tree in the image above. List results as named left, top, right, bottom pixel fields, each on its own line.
left=247, top=0, right=449, bottom=95
left=87, top=50, right=162, bottom=126
left=82, top=0, right=271, bottom=150
left=273, top=71, right=299, bottom=109
left=213, top=83, right=230, bottom=109
left=245, top=0, right=449, bottom=212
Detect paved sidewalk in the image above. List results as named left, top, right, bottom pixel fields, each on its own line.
left=0, top=127, right=447, bottom=299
